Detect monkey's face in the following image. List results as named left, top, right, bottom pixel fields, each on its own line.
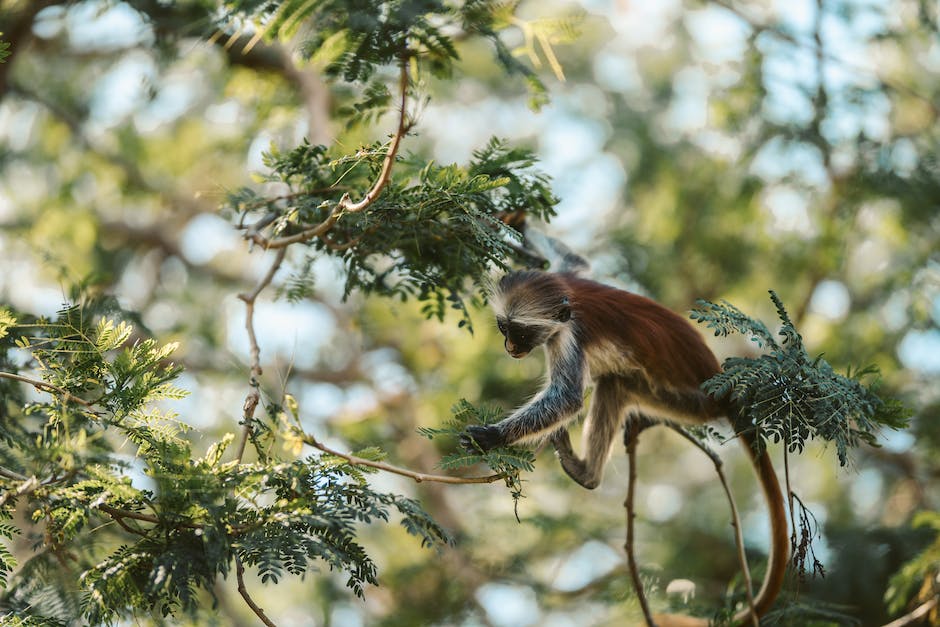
left=495, top=319, right=552, bottom=358
left=491, top=270, right=572, bottom=358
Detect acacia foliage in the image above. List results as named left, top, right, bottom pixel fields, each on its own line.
left=691, top=292, right=910, bottom=464
left=0, top=303, right=449, bottom=623
left=231, top=137, right=557, bottom=329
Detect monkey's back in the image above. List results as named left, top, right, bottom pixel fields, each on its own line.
left=560, top=275, right=721, bottom=391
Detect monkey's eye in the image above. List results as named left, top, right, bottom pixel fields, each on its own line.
left=496, top=320, right=507, bottom=334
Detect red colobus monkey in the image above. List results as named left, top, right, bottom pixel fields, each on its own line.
left=460, top=270, right=788, bottom=626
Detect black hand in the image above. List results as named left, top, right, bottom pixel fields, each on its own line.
left=459, top=425, right=505, bottom=453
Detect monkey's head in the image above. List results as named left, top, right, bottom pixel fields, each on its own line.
left=490, top=271, right=572, bottom=359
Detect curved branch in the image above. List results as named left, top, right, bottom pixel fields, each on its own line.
left=236, top=555, right=278, bottom=627
left=302, top=434, right=504, bottom=485
left=669, top=426, right=758, bottom=627
left=247, top=59, right=412, bottom=250
left=335, top=59, right=411, bottom=213
left=623, top=421, right=655, bottom=625
left=881, top=596, right=939, bottom=627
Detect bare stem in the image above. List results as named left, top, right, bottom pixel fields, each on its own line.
left=302, top=434, right=504, bottom=485
left=236, top=555, right=278, bottom=627
left=229, top=248, right=290, bottom=627
left=670, top=426, right=758, bottom=627
left=623, top=421, right=655, bottom=626
left=235, top=248, right=287, bottom=464
left=0, top=371, right=95, bottom=407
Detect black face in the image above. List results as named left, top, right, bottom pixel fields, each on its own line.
left=495, top=318, right=549, bottom=359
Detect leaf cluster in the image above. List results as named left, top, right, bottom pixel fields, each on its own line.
left=218, top=0, right=549, bottom=113
left=690, top=292, right=910, bottom=465
left=0, top=305, right=449, bottom=624
left=418, top=399, right=535, bottom=515
left=233, top=137, right=557, bottom=330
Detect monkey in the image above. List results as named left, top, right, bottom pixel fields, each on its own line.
left=459, top=270, right=788, bottom=626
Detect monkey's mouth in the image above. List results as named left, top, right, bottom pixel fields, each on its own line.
left=508, top=349, right=529, bottom=359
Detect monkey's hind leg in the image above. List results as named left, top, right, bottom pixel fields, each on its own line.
left=550, top=378, right=626, bottom=490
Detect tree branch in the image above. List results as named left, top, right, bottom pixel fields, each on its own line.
left=236, top=554, right=278, bottom=627
left=881, top=595, right=939, bottom=627
left=669, top=426, right=758, bottom=627
left=245, top=59, right=412, bottom=250
left=235, top=247, right=287, bottom=463
left=301, top=433, right=504, bottom=485
left=623, top=421, right=655, bottom=626
left=0, top=371, right=94, bottom=407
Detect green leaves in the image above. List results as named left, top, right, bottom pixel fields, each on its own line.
left=0, top=518, right=17, bottom=589
left=233, top=137, right=557, bottom=330
left=218, top=0, right=550, bottom=106
left=691, top=292, right=911, bottom=465
left=419, top=399, right=535, bottom=512
left=885, top=511, right=940, bottom=615
left=0, top=303, right=451, bottom=623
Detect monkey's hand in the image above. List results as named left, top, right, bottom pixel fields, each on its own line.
left=459, top=425, right=505, bottom=453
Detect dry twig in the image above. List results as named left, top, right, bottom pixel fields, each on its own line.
left=670, top=426, right=758, bottom=627
left=302, top=433, right=504, bottom=485
left=623, top=421, right=655, bottom=626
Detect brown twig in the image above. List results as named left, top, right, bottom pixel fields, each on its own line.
left=336, top=59, right=411, bottom=213
left=235, top=248, right=288, bottom=463
left=246, top=59, right=412, bottom=250
left=669, top=426, right=758, bottom=627
left=881, top=595, right=939, bottom=627
left=231, top=247, right=287, bottom=627
left=302, top=433, right=504, bottom=485
left=236, top=555, right=278, bottom=627
left=0, top=371, right=95, bottom=407
left=623, top=421, right=655, bottom=626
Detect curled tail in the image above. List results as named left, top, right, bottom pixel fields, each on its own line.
left=654, top=431, right=789, bottom=626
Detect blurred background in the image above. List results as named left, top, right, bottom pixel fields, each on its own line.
left=1, top=0, right=938, bottom=624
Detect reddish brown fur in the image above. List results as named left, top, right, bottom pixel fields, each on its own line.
left=564, top=275, right=719, bottom=384
left=490, top=271, right=788, bottom=625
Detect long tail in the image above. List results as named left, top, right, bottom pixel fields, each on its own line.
left=653, top=432, right=789, bottom=626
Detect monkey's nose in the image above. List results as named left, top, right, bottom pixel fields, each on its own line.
left=504, top=339, right=528, bottom=358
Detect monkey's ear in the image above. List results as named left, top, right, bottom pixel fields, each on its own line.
left=557, top=297, right=571, bottom=322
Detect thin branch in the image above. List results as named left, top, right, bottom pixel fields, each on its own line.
left=246, top=59, right=412, bottom=250
left=881, top=595, right=939, bottom=627
left=0, top=474, right=39, bottom=508
left=623, top=421, right=655, bottom=626
left=302, top=433, right=504, bottom=485
left=336, top=59, right=411, bottom=213
left=236, top=555, right=278, bottom=627
left=0, top=371, right=95, bottom=407
left=235, top=247, right=288, bottom=464
left=669, top=426, right=758, bottom=627
left=0, top=466, right=28, bottom=482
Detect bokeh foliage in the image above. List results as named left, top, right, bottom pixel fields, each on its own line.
left=0, top=0, right=938, bottom=625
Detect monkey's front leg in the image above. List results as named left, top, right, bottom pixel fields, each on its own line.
left=460, top=349, right=585, bottom=453
left=459, top=386, right=584, bottom=453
